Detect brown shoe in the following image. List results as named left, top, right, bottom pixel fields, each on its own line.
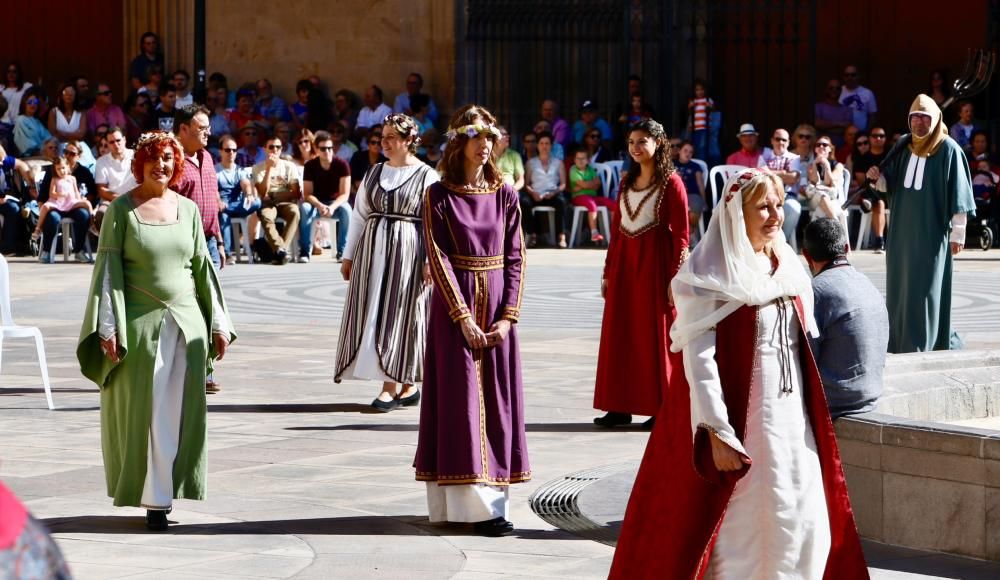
left=206, top=379, right=221, bottom=394
left=312, top=245, right=323, bottom=256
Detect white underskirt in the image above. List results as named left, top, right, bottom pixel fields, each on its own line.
left=705, top=301, right=831, bottom=579
left=340, top=221, right=394, bottom=383
left=425, top=483, right=509, bottom=523
left=140, top=312, right=186, bottom=509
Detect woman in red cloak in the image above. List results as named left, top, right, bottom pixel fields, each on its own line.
left=610, top=169, right=868, bottom=579
left=593, top=118, right=689, bottom=428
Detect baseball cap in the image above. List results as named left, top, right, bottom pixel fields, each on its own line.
left=580, top=100, right=598, bottom=112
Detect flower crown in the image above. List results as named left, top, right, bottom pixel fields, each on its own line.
left=135, top=130, right=180, bottom=151
left=383, top=113, right=422, bottom=147
left=445, top=123, right=503, bottom=141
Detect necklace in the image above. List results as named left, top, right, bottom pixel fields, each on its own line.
left=622, top=184, right=658, bottom=222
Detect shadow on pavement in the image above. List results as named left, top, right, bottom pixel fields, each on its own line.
left=287, top=422, right=651, bottom=433
left=42, top=515, right=584, bottom=541
left=207, top=403, right=380, bottom=414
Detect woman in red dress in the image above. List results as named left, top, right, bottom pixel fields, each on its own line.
left=593, top=118, right=689, bottom=428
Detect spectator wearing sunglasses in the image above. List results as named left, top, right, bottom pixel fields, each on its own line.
left=235, top=122, right=266, bottom=168
left=13, top=87, right=51, bottom=156
left=86, top=83, right=126, bottom=140
left=301, top=131, right=351, bottom=261
left=216, top=134, right=261, bottom=264
left=253, top=135, right=301, bottom=264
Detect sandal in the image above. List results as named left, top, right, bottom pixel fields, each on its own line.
left=206, top=379, right=221, bottom=394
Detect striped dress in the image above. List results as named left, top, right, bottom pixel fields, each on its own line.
left=335, top=162, right=440, bottom=384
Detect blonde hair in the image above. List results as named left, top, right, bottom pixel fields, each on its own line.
left=741, top=172, right=784, bottom=256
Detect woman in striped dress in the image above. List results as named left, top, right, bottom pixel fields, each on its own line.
left=335, top=113, right=440, bottom=411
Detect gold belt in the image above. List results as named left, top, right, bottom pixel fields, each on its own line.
left=126, top=284, right=193, bottom=308
left=450, top=254, right=504, bottom=271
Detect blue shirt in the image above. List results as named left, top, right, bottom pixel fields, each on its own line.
left=217, top=165, right=251, bottom=204
left=810, top=264, right=889, bottom=418
left=572, top=118, right=612, bottom=144
left=674, top=160, right=702, bottom=195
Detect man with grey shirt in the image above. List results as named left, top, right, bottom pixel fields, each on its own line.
left=803, top=218, right=889, bottom=418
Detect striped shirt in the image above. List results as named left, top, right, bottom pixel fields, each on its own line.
left=689, top=97, right=714, bottom=131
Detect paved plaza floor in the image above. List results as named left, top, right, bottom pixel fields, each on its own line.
left=1, top=247, right=999, bottom=579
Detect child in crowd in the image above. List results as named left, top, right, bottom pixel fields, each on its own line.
left=569, top=149, right=615, bottom=244
left=289, top=79, right=311, bottom=129
left=687, top=80, right=714, bottom=160
left=32, top=157, right=93, bottom=241
left=673, top=141, right=707, bottom=245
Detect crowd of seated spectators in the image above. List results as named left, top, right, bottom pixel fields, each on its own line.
left=1, top=42, right=996, bottom=264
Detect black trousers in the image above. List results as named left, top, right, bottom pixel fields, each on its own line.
left=519, top=193, right=567, bottom=236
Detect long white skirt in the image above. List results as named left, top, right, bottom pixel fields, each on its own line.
left=425, top=483, right=509, bottom=523
left=139, top=312, right=187, bottom=510
left=707, top=302, right=831, bottom=579
left=340, top=224, right=394, bottom=383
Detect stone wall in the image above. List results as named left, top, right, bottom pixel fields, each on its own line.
left=205, top=0, right=455, bottom=115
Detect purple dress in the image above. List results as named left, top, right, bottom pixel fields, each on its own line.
left=415, top=181, right=530, bottom=487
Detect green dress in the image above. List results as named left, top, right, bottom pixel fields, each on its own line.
left=77, top=194, right=235, bottom=507
left=882, top=137, right=975, bottom=353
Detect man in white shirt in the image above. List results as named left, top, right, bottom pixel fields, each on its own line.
left=761, top=128, right=802, bottom=245
left=172, top=70, right=194, bottom=108
left=93, top=126, right=137, bottom=230
left=356, top=85, right=392, bottom=131
left=839, top=65, right=877, bottom=132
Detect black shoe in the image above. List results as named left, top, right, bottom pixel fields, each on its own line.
left=397, top=389, right=421, bottom=407
left=473, top=517, right=514, bottom=537
left=593, top=412, right=633, bottom=427
left=371, top=397, right=399, bottom=413
left=641, top=416, right=655, bottom=429
left=146, top=509, right=168, bottom=531
left=272, top=249, right=288, bottom=265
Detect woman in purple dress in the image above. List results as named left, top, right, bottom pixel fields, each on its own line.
left=415, top=104, right=529, bottom=537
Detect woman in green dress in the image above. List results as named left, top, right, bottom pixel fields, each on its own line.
left=78, top=131, right=235, bottom=531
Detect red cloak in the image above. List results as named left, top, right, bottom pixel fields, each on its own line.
left=609, top=299, right=869, bottom=579
left=594, top=173, right=689, bottom=416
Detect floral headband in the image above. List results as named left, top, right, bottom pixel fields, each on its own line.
left=445, top=123, right=503, bottom=141
left=724, top=168, right=769, bottom=205
left=135, top=130, right=181, bottom=151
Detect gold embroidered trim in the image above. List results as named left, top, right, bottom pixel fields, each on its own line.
left=424, top=194, right=470, bottom=321
left=618, top=186, right=663, bottom=238
left=502, top=306, right=520, bottom=322
left=440, top=181, right=502, bottom=195
left=474, top=271, right=491, bottom=480
left=451, top=254, right=504, bottom=271
left=415, top=471, right=533, bottom=486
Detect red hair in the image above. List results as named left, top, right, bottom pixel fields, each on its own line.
left=131, top=131, right=185, bottom=188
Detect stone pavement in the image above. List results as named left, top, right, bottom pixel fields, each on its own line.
left=0, top=248, right=998, bottom=579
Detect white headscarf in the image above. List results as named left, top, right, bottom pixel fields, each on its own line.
left=669, top=168, right=818, bottom=353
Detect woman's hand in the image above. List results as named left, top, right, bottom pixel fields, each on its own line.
left=710, top=431, right=750, bottom=472
left=460, top=318, right=488, bottom=350
left=667, top=283, right=674, bottom=306
left=340, top=258, right=353, bottom=281
left=485, top=319, right=512, bottom=346
left=423, top=263, right=432, bottom=285
left=600, top=278, right=608, bottom=299
left=100, top=335, right=120, bottom=363
left=213, top=332, right=230, bottom=361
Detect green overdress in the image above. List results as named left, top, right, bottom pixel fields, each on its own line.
left=77, top=195, right=235, bottom=507
left=882, top=137, right=975, bottom=353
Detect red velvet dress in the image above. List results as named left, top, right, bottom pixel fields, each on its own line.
left=594, top=172, right=689, bottom=416
left=609, top=299, right=869, bottom=579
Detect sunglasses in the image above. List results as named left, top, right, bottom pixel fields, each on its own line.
left=587, top=134, right=600, bottom=139
left=368, top=139, right=381, bottom=145
left=817, top=142, right=832, bottom=148
left=221, top=147, right=237, bottom=153
left=97, top=90, right=112, bottom=96
left=871, top=134, right=886, bottom=138
left=856, top=140, right=870, bottom=146
left=297, top=139, right=311, bottom=145
left=26, top=98, right=39, bottom=105
left=797, top=134, right=814, bottom=140
left=317, top=146, right=334, bottom=151
left=65, top=150, right=79, bottom=156
left=267, top=145, right=282, bottom=150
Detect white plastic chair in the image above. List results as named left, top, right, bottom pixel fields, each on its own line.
left=592, top=162, right=614, bottom=198
left=691, top=159, right=710, bottom=236
left=531, top=207, right=557, bottom=245
left=230, top=217, right=254, bottom=264
left=606, top=160, right=624, bottom=198
left=318, top=217, right=340, bottom=258
left=45, top=217, right=93, bottom=262
left=568, top=206, right=612, bottom=248
left=0, top=255, right=54, bottom=409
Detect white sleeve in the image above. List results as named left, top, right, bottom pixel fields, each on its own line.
left=950, top=212, right=968, bottom=244
left=209, top=276, right=230, bottom=336
left=342, top=178, right=370, bottom=261
left=685, top=329, right=748, bottom=456
left=98, top=265, right=116, bottom=340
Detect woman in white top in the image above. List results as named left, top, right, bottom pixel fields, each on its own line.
left=335, top=113, right=440, bottom=412
left=2, top=62, right=32, bottom=125
left=521, top=131, right=567, bottom=247
left=48, top=84, right=88, bottom=142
